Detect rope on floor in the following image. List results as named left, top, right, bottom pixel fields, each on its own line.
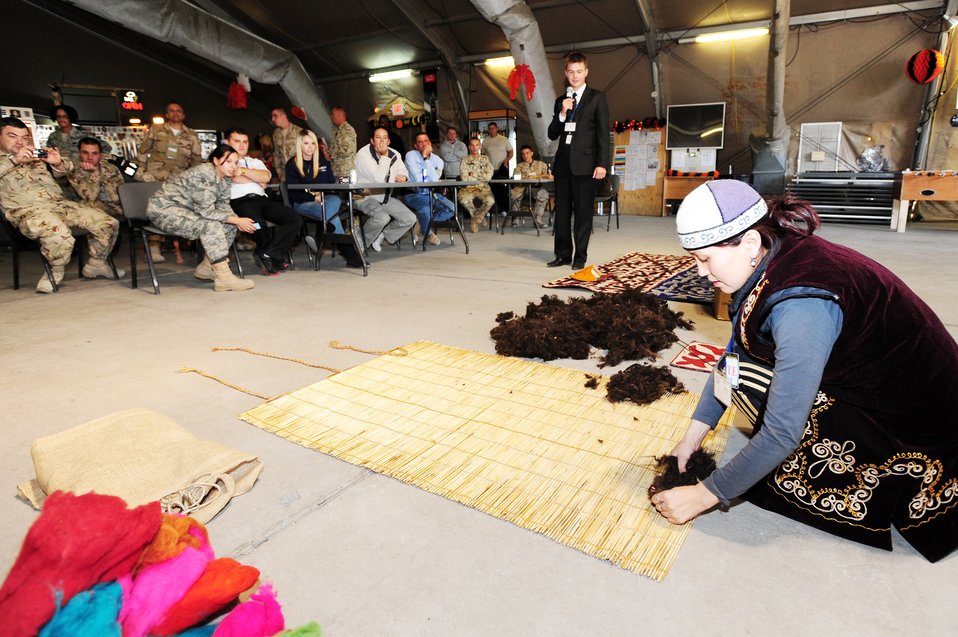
left=179, top=367, right=272, bottom=400
left=212, top=347, right=342, bottom=373
left=328, top=340, right=408, bottom=357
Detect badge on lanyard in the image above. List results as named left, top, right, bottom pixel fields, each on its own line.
left=712, top=337, right=740, bottom=407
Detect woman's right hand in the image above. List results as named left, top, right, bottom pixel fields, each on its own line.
left=229, top=216, right=257, bottom=233
left=670, top=419, right=712, bottom=472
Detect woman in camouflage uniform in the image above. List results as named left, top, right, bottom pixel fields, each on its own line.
left=146, top=144, right=255, bottom=292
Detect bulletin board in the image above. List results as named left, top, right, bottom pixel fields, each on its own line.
left=612, top=130, right=666, bottom=215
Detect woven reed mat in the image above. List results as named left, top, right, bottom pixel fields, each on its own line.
left=543, top=252, right=696, bottom=295
left=239, top=340, right=732, bottom=581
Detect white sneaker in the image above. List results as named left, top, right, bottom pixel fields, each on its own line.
left=82, top=260, right=124, bottom=279
left=36, top=266, right=65, bottom=294
left=149, top=244, right=166, bottom=263
left=426, top=232, right=441, bottom=246
left=370, top=231, right=385, bottom=252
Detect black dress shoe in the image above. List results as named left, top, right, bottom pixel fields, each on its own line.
left=572, top=261, right=586, bottom=270
left=547, top=257, right=571, bottom=267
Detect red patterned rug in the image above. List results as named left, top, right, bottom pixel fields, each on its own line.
left=670, top=341, right=724, bottom=373
left=543, top=252, right=697, bottom=295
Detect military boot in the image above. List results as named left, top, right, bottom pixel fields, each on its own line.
left=149, top=243, right=166, bottom=263
left=194, top=254, right=215, bottom=281
left=211, top=259, right=254, bottom=292
left=82, top=259, right=124, bottom=279
left=36, top=265, right=65, bottom=294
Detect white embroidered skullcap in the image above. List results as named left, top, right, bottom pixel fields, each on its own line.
left=676, top=180, right=768, bottom=250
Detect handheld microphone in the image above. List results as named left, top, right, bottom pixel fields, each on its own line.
left=566, top=87, right=574, bottom=99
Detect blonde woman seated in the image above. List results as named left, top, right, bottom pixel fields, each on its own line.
left=285, top=129, right=363, bottom=268
left=146, top=143, right=255, bottom=291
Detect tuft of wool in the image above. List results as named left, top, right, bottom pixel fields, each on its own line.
left=38, top=581, right=123, bottom=637
left=137, top=515, right=210, bottom=571
left=120, top=523, right=214, bottom=637
left=0, top=491, right=161, bottom=637
left=606, top=364, right=685, bottom=405
left=151, top=558, right=261, bottom=636
left=212, top=583, right=284, bottom=636
left=647, top=449, right=718, bottom=499
left=276, top=622, right=323, bottom=636
left=491, top=289, right=692, bottom=367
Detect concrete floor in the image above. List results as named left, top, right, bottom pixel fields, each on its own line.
left=1, top=215, right=956, bottom=636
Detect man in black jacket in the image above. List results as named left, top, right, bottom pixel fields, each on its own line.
left=546, top=51, right=610, bottom=269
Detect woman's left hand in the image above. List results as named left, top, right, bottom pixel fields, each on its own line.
left=651, top=483, right=720, bottom=524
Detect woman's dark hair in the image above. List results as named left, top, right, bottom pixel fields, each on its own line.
left=719, top=192, right=821, bottom=249
left=52, top=104, right=78, bottom=123
left=208, top=143, right=237, bottom=163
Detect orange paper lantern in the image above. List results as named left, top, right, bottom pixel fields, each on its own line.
left=905, top=49, right=945, bottom=84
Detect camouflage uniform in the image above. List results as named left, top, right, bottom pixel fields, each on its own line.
left=272, top=123, right=303, bottom=182
left=0, top=152, right=119, bottom=266
left=458, top=154, right=495, bottom=220
left=510, top=159, right=551, bottom=223
left=330, top=120, right=357, bottom=179
left=136, top=123, right=202, bottom=182
left=68, top=157, right=125, bottom=217
left=146, top=163, right=236, bottom=263
left=45, top=126, right=112, bottom=161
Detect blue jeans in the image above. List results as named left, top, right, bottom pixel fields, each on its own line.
left=293, top=195, right=343, bottom=234
left=404, top=191, right=455, bottom=236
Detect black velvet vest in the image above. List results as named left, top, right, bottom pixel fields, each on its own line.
left=735, top=234, right=958, bottom=448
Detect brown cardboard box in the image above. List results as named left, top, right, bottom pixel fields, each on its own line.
left=713, top=289, right=732, bottom=321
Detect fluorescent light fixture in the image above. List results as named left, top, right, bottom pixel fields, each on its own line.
left=691, top=27, right=769, bottom=43
left=151, top=116, right=165, bottom=124
left=128, top=118, right=142, bottom=124
left=484, top=56, right=515, bottom=67
left=700, top=126, right=723, bottom=139
left=368, top=69, right=414, bottom=83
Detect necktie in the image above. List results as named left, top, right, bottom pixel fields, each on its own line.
left=569, top=92, right=578, bottom=121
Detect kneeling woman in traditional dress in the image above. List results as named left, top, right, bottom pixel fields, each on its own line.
left=653, top=179, right=958, bottom=562
left=147, top=144, right=255, bottom=291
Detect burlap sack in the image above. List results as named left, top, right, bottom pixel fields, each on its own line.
left=17, top=408, right=263, bottom=523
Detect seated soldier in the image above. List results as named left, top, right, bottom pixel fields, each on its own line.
left=510, top=145, right=552, bottom=226
left=67, top=137, right=125, bottom=218
left=458, top=137, right=495, bottom=233
left=404, top=132, right=455, bottom=246
left=353, top=127, right=417, bottom=252
left=0, top=117, right=122, bottom=293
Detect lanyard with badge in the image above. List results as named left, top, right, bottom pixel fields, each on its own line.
left=713, top=333, right=740, bottom=407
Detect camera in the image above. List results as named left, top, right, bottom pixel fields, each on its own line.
left=950, top=114, right=958, bottom=128
left=33, top=149, right=48, bottom=158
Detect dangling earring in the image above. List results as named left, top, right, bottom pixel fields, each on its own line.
left=750, top=257, right=757, bottom=268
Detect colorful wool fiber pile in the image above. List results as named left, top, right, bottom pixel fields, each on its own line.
left=0, top=491, right=319, bottom=637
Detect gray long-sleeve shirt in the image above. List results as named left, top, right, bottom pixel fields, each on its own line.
left=693, top=294, right=844, bottom=503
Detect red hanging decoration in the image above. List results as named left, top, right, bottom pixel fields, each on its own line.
left=905, top=49, right=945, bottom=84
left=227, top=82, right=247, bottom=110
left=507, top=64, right=537, bottom=101
left=290, top=106, right=307, bottom=121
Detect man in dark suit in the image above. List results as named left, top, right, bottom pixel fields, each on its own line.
left=546, top=51, right=610, bottom=269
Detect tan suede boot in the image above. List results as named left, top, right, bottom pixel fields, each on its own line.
left=194, top=255, right=215, bottom=281
left=149, top=243, right=166, bottom=263
left=211, top=259, right=254, bottom=292
left=36, top=265, right=65, bottom=294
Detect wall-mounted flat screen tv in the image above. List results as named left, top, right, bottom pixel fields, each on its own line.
left=666, top=102, right=726, bottom=150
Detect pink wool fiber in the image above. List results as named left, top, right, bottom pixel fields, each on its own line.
left=212, top=583, right=285, bottom=637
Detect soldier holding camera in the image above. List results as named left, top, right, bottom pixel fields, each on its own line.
left=0, top=117, right=122, bottom=293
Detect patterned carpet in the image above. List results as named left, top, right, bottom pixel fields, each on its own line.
left=544, top=252, right=713, bottom=305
